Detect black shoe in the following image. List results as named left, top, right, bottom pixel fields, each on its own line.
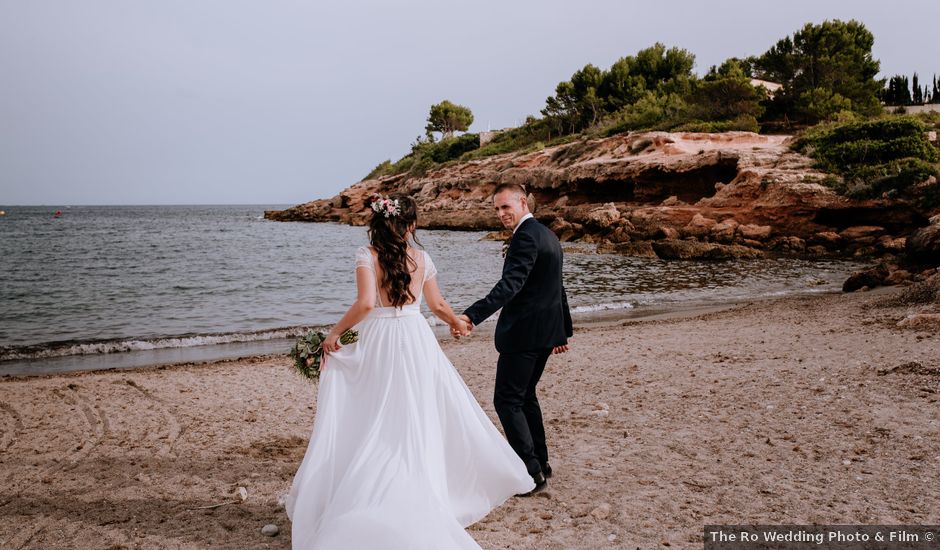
left=541, top=462, right=553, bottom=479
left=517, top=471, right=547, bottom=497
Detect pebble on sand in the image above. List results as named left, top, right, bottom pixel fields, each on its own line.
left=591, top=503, right=611, bottom=520
left=261, top=524, right=279, bottom=537
left=587, top=401, right=611, bottom=417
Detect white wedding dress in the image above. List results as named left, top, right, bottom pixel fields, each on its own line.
left=285, top=246, right=534, bottom=549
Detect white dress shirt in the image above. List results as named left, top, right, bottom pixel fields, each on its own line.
left=513, top=213, right=534, bottom=234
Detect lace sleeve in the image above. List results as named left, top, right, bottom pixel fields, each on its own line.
left=423, top=251, right=437, bottom=283
left=355, top=246, right=375, bottom=271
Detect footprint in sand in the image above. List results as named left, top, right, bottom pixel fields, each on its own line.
left=0, top=400, right=25, bottom=453
left=123, top=379, right=183, bottom=457
left=47, top=384, right=110, bottom=473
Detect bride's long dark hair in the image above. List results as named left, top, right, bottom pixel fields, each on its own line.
left=367, top=193, right=421, bottom=307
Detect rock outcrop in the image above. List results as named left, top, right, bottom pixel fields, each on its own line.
left=906, top=214, right=940, bottom=266
left=842, top=264, right=891, bottom=293
left=266, top=131, right=937, bottom=262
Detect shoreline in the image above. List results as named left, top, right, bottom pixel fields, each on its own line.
left=0, top=289, right=853, bottom=380
left=1, top=286, right=937, bottom=548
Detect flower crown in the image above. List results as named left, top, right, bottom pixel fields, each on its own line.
left=369, top=193, right=400, bottom=218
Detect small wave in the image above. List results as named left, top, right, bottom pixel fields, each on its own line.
left=572, top=302, right=635, bottom=313
left=0, top=326, right=323, bottom=362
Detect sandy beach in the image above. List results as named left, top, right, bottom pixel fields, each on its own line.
left=1, top=288, right=938, bottom=549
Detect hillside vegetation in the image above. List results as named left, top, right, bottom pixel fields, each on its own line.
left=364, top=20, right=939, bottom=206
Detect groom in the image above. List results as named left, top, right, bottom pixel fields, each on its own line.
left=458, top=183, right=573, bottom=494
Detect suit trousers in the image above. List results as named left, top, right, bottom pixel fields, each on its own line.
left=494, top=347, right=552, bottom=476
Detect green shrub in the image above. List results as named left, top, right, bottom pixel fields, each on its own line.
left=795, top=88, right=854, bottom=122
left=914, top=110, right=940, bottom=130
left=365, top=159, right=394, bottom=180
left=832, top=110, right=862, bottom=124
left=844, top=157, right=938, bottom=198
left=523, top=141, right=546, bottom=153
left=793, top=116, right=940, bottom=207
left=374, top=133, right=481, bottom=179
left=672, top=115, right=760, bottom=133
left=461, top=120, right=555, bottom=160
left=390, top=155, right=415, bottom=176
left=404, top=155, right=435, bottom=178
left=794, top=117, right=939, bottom=170
left=545, top=134, right=580, bottom=147
left=424, top=133, right=480, bottom=163
left=820, top=174, right=842, bottom=188
left=600, top=92, right=691, bottom=135
left=463, top=135, right=526, bottom=159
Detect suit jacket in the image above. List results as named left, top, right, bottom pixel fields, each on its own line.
left=464, top=217, right=573, bottom=354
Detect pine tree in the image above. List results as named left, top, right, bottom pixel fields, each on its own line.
left=754, top=20, right=882, bottom=122
left=912, top=73, right=923, bottom=104
left=884, top=76, right=897, bottom=105
left=884, top=75, right=913, bottom=105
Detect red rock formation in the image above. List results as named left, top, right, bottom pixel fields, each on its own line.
left=266, top=131, right=936, bottom=260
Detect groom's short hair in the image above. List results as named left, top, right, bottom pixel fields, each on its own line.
left=493, top=183, right=526, bottom=197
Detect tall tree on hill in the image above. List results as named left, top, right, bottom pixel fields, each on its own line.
left=542, top=64, right=606, bottom=134
left=754, top=19, right=882, bottom=123
left=542, top=81, right=579, bottom=135
left=425, top=100, right=474, bottom=140
left=690, top=59, right=765, bottom=122
left=933, top=75, right=940, bottom=104
left=883, top=75, right=911, bottom=106
left=598, top=43, right=695, bottom=112
left=904, top=77, right=914, bottom=105
left=912, top=73, right=923, bottom=104
left=902, top=76, right=913, bottom=105
left=542, top=43, right=696, bottom=134
left=569, top=64, right=606, bottom=128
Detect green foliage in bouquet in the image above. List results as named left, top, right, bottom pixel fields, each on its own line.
left=289, top=329, right=358, bottom=381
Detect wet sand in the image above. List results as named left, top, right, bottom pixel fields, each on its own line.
left=1, top=289, right=938, bottom=549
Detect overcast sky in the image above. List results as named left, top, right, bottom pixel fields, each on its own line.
left=1, top=0, right=938, bottom=206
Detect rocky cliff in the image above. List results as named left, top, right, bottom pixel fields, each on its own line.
left=266, top=131, right=938, bottom=263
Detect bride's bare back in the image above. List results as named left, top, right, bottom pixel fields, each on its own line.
left=361, top=246, right=429, bottom=307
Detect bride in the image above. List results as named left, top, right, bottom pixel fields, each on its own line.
left=285, top=193, right=534, bottom=549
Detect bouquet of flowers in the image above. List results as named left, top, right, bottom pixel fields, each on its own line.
left=289, top=329, right=358, bottom=381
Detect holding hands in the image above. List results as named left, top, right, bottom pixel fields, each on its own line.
left=450, top=315, right=473, bottom=339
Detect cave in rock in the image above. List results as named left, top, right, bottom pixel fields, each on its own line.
left=559, top=158, right=739, bottom=205
left=559, top=179, right=635, bottom=205
left=632, top=159, right=739, bottom=203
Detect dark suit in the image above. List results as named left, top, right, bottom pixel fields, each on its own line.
left=464, top=216, right=573, bottom=475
